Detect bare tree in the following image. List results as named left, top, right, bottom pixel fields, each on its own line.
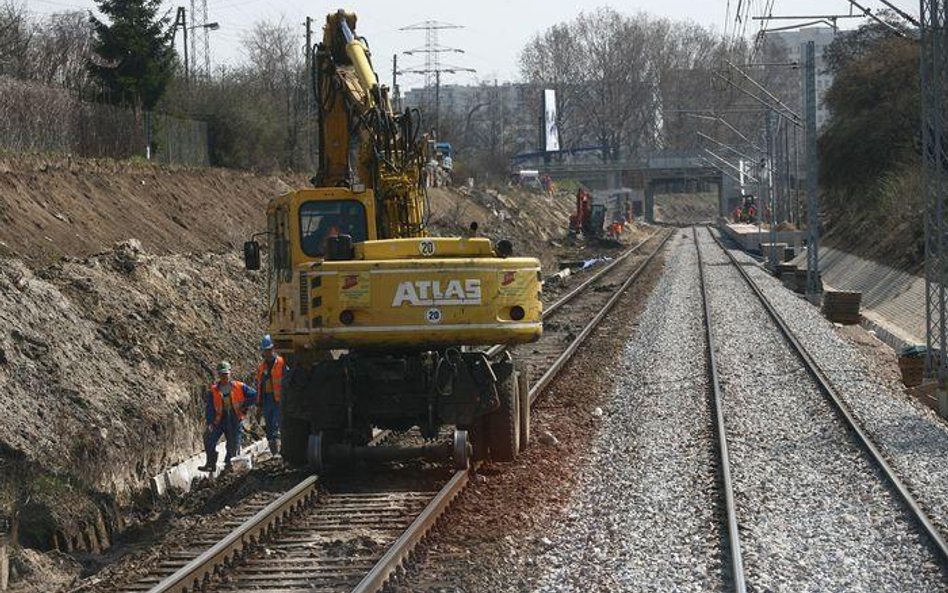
left=519, top=22, right=585, bottom=151
left=241, top=18, right=308, bottom=169
left=0, top=1, right=33, bottom=79
left=1, top=3, right=96, bottom=93
left=519, top=8, right=708, bottom=161
left=31, top=11, right=94, bottom=91
left=519, top=8, right=800, bottom=166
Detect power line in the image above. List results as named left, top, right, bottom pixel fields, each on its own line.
left=398, top=20, right=475, bottom=135
left=841, top=0, right=909, bottom=35
left=875, top=0, right=919, bottom=25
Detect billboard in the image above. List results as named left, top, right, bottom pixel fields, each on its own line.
left=543, top=89, right=560, bottom=152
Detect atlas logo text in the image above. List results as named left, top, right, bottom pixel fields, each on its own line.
left=392, top=279, right=481, bottom=306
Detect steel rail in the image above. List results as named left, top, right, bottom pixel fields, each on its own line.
left=543, top=229, right=661, bottom=319
left=706, top=226, right=948, bottom=564
left=350, top=469, right=468, bottom=593
left=354, top=229, right=674, bottom=593
left=527, top=229, right=673, bottom=402
left=693, top=231, right=748, bottom=593
left=485, top=229, right=662, bottom=359
left=146, top=230, right=673, bottom=593
left=146, top=475, right=319, bottom=593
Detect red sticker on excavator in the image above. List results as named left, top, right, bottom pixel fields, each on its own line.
left=342, top=275, right=359, bottom=290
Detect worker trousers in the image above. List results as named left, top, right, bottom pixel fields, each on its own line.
left=204, top=412, right=242, bottom=467
left=262, top=393, right=280, bottom=442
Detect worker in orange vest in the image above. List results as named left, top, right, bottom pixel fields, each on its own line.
left=256, top=335, right=288, bottom=455
left=199, top=361, right=257, bottom=472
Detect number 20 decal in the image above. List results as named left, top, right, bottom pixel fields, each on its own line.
left=425, top=308, right=442, bottom=324
left=419, top=239, right=436, bottom=256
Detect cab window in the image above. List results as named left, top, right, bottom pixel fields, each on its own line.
left=299, top=200, right=368, bottom=257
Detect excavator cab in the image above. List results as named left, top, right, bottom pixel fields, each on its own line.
left=299, top=199, right=369, bottom=256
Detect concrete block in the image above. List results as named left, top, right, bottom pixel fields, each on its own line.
left=230, top=456, right=252, bottom=473
left=1, top=536, right=8, bottom=591
left=150, top=438, right=268, bottom=497
left=761, top=242, right=788, bottom=263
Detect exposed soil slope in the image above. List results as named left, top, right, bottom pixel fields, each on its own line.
left=822, top=205, right=923, bottom=276
left=0, top=244, right=265, bottom=550
left=653, top=191, right=719, bottom=225
left=0, top=154, right=305, bottom=265
left=426, top=185, right=574, bottom=271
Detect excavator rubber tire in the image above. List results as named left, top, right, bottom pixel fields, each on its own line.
left=488, top=371, right=520, bottom=462
left=280, top=368, right=311, bottom=467
left=281, top=416, right=309, bottom=467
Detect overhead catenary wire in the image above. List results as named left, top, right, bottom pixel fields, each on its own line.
left=841, top=0, right=909, bottom=35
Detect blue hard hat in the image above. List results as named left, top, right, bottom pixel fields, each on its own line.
left=260, top=334, right=274, bottom=350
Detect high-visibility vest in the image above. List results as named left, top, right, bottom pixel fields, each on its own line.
left=256, top=356, right=286, bottom=403
left=211, top=381, right=250, bottom=424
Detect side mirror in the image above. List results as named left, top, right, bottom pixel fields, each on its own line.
left=244, top=240, right=261, bottom=270
left=326, top=235, right=354, bottom=261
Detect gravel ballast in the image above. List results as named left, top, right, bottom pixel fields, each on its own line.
left=717, top=226, right=948, bottom=544
left=698, top=227, right=946, bottom=592
left=535, top=230, right=724, bottom=593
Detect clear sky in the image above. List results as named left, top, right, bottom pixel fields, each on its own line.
left=24, top=0, right=917, bottom=90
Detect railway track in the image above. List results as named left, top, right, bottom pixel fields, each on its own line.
left=693, top=229, right=746, bottom=593
left=113, top=228, right=672, bottom=593
left=503, top=228, right=670, bottom=399
left=694, top=225, right=948, bottom=591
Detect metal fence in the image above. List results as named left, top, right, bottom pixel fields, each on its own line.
left=0, top=76, right=208, bottom=166
left=150, top=112, right=210, bottom=166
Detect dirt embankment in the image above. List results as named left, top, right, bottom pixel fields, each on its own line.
left=0, top=155, right=579, bottom=582
left=0, top=154, right=305, bottom=264
left=822, top=205, right=924, bottom=276
left=0, top=155, right=308, bottom=559
left=0, top=244, right=265, bottom=550
left=426, top=186, right=574, bottom=271
left=653, top=192, right=719, bottom=225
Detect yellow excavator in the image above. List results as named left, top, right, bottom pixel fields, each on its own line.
left=243, top=10, right=542, bottom=470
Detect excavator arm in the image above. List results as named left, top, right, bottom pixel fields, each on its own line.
left=312, top=10, right=427, bottom=239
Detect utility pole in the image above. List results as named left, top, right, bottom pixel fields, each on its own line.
left=189, top=0, right=200, bottom=79
left=392, top=54, right=400, bottom=112
left=783, top=120, right=796, bottom=223
left=804, top=41, right=821, bottom=303
left=434, top=70, right=441, bottom=134
left=399, top=20, right=475, bottom=137
left=187, top=0, right=218, bottom=80
left=199, top=0, right=210, bottom=77
left=920, top=0, right=948, bottom=413
left=766, top=109, right=779, bottom=270
left=757, top=154, right=764, bottom=253
left=173, top=7, right=189, bottom=84
left=305, top=16, right=312, bottom=87
left=305, top=16, right=314, bottom=168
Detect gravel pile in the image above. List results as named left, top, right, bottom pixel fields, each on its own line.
left=716, top=227, right=948, bottom=543
left=534, top=230, right=724, bottom=593
left=698, top=227, right=946, bottom=592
